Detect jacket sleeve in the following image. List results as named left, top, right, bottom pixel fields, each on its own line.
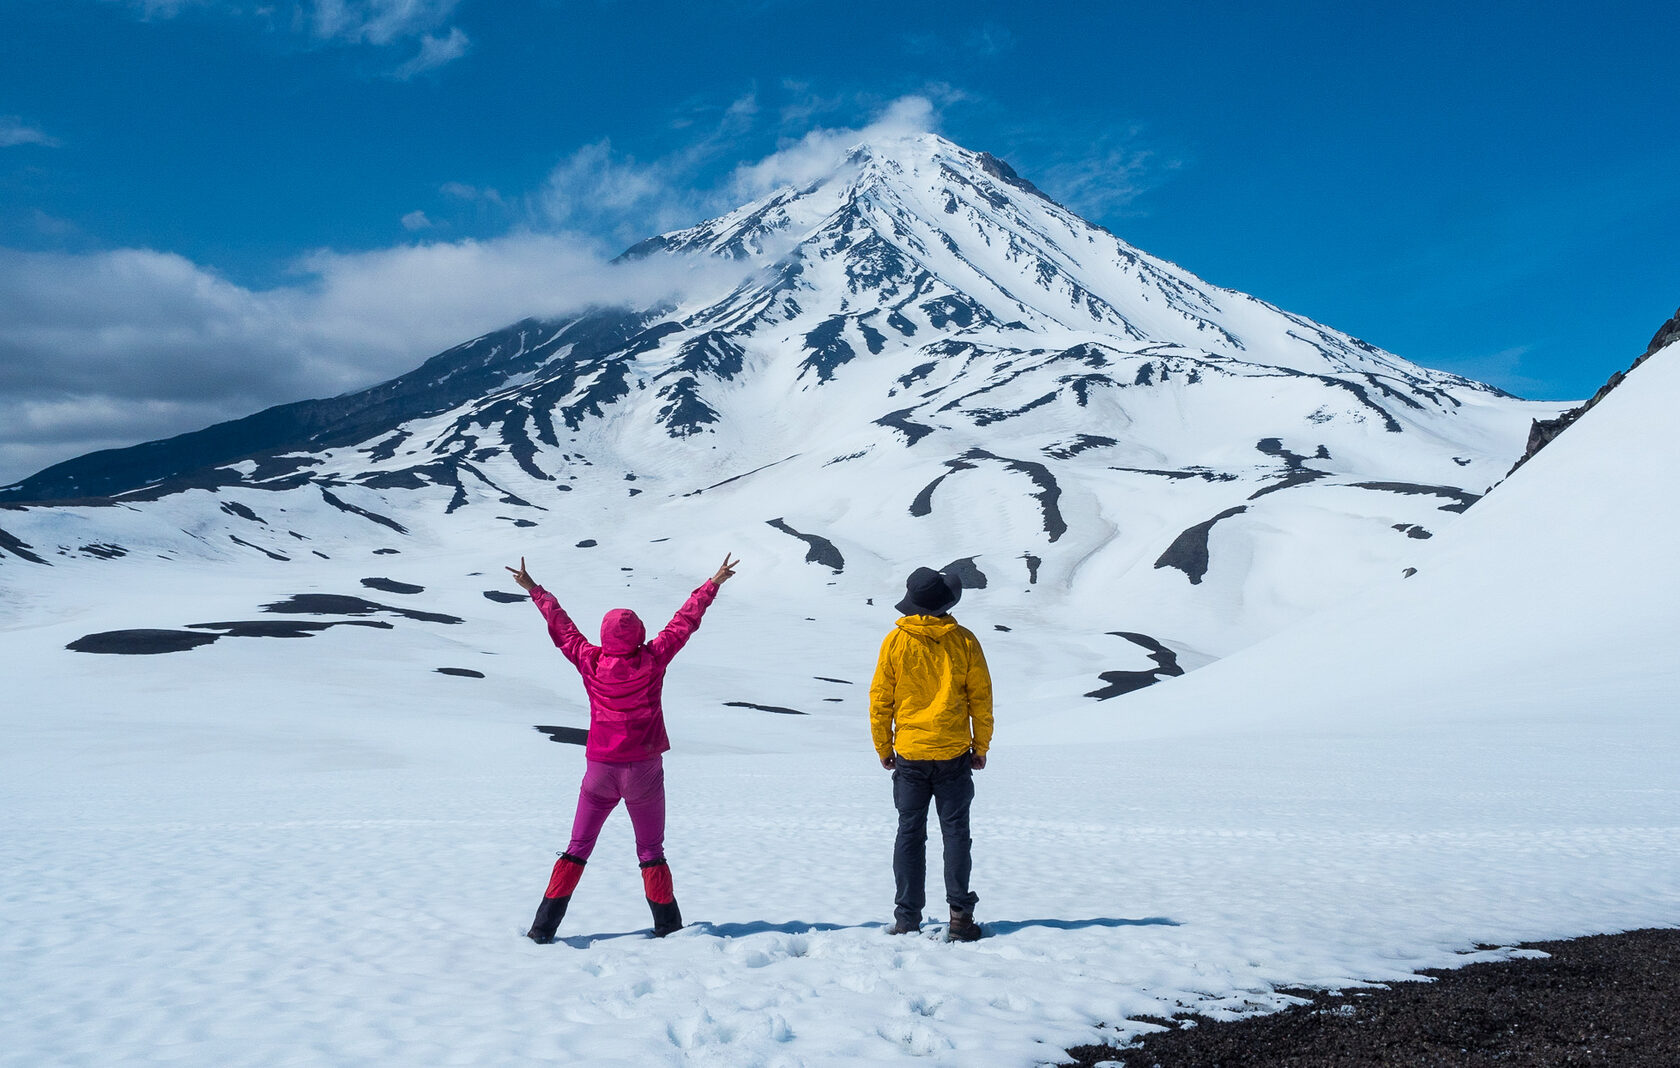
left=868, top=632, right=899, bottom=760
left=529, top=585, right=593, bottom=667
left=965, top=630, right=994, bottom=758
left=648, top=580, right=719, bottom=665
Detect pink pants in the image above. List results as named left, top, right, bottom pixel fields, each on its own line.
left=566, top=755, right=666, bottom=863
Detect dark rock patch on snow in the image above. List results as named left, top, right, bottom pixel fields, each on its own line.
left=361, top=577, right=424, bottom=595
left=1044, top=434, right=1118, bottom=460
left=228, top=535, right=288, bottom=561
left=188, top=619, right=390, bottom=639
left=942, top=557, right=988, bottom=589
left=68, top=629, right=221, bottom=655
left=261, top=594, right=463, bottom=625
left=319, top=488, right=408, bottom=533
left=1154, top=506, right=1248, bottom=585
left=484, top=590, right=527, bottom=603
left=77, top=543, right=128, bottom=560
left=876, top=408, right=935, bottom=446
left=1349, top=482, right=1480, bottom=513
left=534, top=725, right=589, bottom=746
left=0, top=526, right=50, bottom=565
left=767, top=518, right=844, bottom=572
left=436, top=667, right=485, bottom=678
left=1393, top=523, right=1433, bottom=540
left=814, top=676, right=853, bottom=685
left=219, top=500, right=267, bottom=524
left=1084, top=632, right=1185, bottom=699
left=725, top=701, right=809, bottom=716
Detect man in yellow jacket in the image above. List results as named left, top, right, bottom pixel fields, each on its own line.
left=870, top=566, right=994, bottom=941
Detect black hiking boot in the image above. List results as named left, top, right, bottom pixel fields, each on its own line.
left=947, top=909, right=983, bottom=942
left=527, top=852, right=586, bottom=944
left=641, top=857, right=683, bottom=937
left=886, top=916, right=921, bottom=935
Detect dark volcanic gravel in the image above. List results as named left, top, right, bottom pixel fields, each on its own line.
left=1063, top=928, right=1680, bottom=1067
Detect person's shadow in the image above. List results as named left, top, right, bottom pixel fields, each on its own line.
left=557, top=915, right=1177, bottom=947
left=979, top=916, right=1179, bottom=935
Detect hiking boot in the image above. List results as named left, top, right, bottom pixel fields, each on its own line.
left=886, top=917, right=921, bottom=935
left=641, top=857, right=683, bottom=937
left=527, top=852, right=586, bottom=944
left=947, top=910, right=983, bottom=942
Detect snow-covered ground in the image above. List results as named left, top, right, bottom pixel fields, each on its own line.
left=3, top=347, right=1677, bottom=1066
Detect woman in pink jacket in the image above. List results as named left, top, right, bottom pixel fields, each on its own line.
left=506, top=553, right=738, bottom=943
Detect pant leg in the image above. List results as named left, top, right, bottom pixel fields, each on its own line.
left=564, top=760, right=625, bottom=861
left=620, top=756, right=668, bottom=864
left=931, top=753, right=979, bottom=915
left=892, top=759, right=935, bottom=925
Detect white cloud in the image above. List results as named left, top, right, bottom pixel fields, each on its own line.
left=400, top=210, right=432, bottom=231
left=392, top=25, right=469, bottom=79
left=439, top=181, right=503, bottom=204
left=309, top=0, right=460, bottom=45
left=0, top=236, right=755, bottom=484
left=0, top=117, right=60, bottom=149
left=102, top=0, right=471, bottom=75
left=730, top=95, right=938, bottom=198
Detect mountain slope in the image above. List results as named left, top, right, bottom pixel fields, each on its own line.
left=1036, top=335, right=1680, bottom=742
left=0, top=133, right=1564, bottom=666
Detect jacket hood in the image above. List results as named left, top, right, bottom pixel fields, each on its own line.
left=600, top=608, right=646, bottom=654
left=896, top=614, right=959, bottom=640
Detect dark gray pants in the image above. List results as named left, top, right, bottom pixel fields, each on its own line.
left=892, top=752, right=979, bottom=925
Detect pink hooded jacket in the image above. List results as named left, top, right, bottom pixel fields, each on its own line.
left=529, top=581, right=719, bottom=763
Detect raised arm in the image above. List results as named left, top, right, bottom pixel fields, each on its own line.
left=647, top=554, right=737, bottom=664
left=506, top=557, right=593, bottom=666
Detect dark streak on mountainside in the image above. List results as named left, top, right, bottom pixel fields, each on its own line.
left=1349, top=482, right=1481, bottom=513
left=766, top=518, right=844, bottom=572
left=0, top=526, right=49, bottom=565
left=319, top=488, right=409, bottom=533
left=1085, top=632, right=1185, bottom=699
left=1155, top=506, right=1248, bottom=584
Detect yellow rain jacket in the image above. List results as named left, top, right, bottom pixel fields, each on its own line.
left=870, top=614, right=994, bottom=761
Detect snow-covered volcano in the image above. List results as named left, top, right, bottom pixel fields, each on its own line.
left=1, top=133, right=1561, bottom=667
left=2, top=136, right=1675, bottom=1067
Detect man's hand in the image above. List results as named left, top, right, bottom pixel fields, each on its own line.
left=971, top=752, right=987, bottom=771
left=711, top=553, right=740, bottom=586
left=880, top=754, right=895, bottom=770
left=505, top=556, right=536, bottom=592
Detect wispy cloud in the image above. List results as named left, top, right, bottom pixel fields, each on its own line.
left=0, top=116, right=61, bottom=149
left=392, top=25, right=469, bottom=78
left=102, top=0, right=472, bottom=75
left=997, top=121, right=1180, bottom=221
left=400, top=210, right=432, bottom=231
left=308, top=0, right=460, bottom=45
left=901, top=23, right=1015, bottom=59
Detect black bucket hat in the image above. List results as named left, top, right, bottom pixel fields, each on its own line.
left=895, top=566, right=962, bottom=616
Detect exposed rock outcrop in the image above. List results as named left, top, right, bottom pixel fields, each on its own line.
left=1509, top=307, right=1680, bottom=475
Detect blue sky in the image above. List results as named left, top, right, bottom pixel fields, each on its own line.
left=1, top=0, right=1676, bottom=482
